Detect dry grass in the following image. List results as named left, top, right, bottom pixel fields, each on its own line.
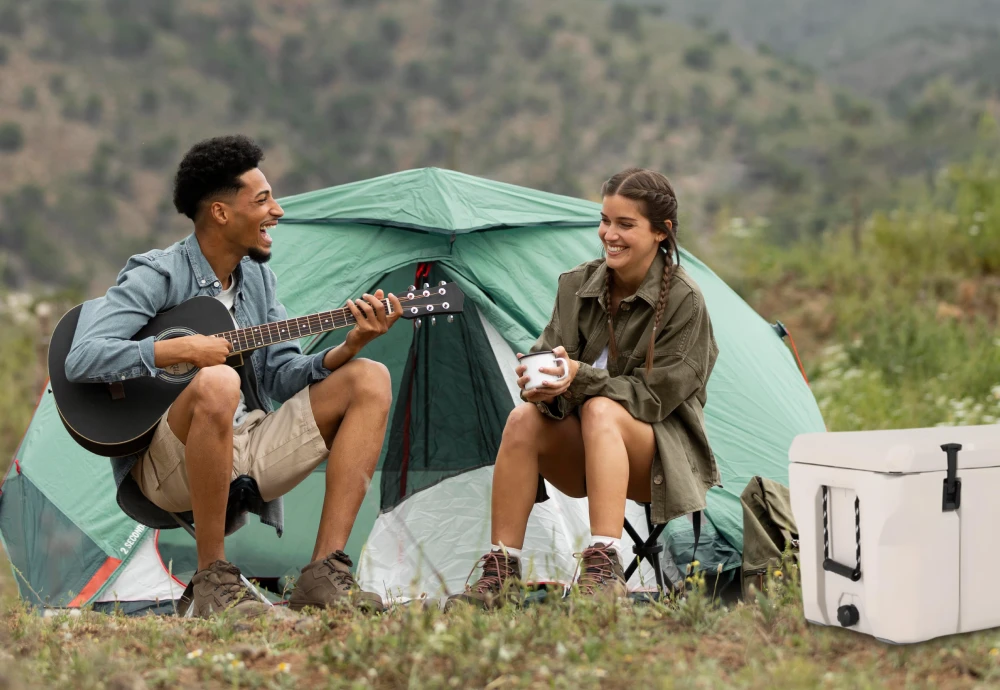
left=1, top=557, right=1000, bottom=689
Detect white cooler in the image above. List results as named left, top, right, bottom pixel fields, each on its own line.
left=789, top=424, right=1000, bottom=644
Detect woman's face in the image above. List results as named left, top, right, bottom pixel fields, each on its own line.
left=599, top=194, right=666, bottom=274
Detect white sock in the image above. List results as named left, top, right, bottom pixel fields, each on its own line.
left=590, top=535, right=625, bottom=564
left=491, top=543, right=522, bottom=559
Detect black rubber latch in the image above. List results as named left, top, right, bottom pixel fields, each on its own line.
left=941, top=443, right=962, bottom=512
left=837, top=604, right=860, bottom=627
left=771, top=321, right=789, bottom=339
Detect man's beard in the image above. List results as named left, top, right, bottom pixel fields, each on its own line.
left=248, top=246, right=271, bottom=264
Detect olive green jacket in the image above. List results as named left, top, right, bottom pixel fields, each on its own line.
left=529, top=250, right=721, bottom=525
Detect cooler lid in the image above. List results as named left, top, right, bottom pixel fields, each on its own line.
left=789, top=424, right=1000, bottom=473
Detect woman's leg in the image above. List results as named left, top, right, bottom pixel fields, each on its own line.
left=578, top=396, right=656, bottom=539
left=490, top=402, right=587, bottom=549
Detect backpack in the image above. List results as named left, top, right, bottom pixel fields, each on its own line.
left=740, top=476, right=798, bottom=599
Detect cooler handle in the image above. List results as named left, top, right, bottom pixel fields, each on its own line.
left=822, top=485, right=862, bottom=582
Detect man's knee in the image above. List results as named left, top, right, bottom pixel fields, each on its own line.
left=579, top=396, right=625, bottom=434
left=346, top=358, right=392, bottom=410
left=189, top=366, right=241, bottom=420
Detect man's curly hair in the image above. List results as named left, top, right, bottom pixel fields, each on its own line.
left=172, top=135, right=264, bottom=220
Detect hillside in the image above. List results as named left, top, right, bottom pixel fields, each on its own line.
left=0, top=0, right=965, bottom=294
left=655, top=0, right=1000, bottom=70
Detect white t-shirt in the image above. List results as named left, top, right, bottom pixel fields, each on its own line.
left=215, top=277, right=249, bottom=427
left=593, top=346, right=608, bottom=370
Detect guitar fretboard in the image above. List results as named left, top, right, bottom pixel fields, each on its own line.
left=217, top=299, right=392, bottom=354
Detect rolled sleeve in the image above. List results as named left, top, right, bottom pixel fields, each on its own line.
left=64, top=259, right=170, bottom=383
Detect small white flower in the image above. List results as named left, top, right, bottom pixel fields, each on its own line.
left=556, top=642, right=567, bottom=657
left=186, top=649, right=203, bottom=660
left=433, top=620, right=447, bottom=634
left=498, top=646, right=517, bottom=662
left=277, top=662, right=292, bottom=673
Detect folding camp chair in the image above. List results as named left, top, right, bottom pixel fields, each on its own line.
left=623, top=504, right=700, bottom=596
left=162, top=476, right=274, bottom=617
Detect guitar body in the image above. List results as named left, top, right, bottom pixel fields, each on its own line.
left=48, top=296, right=242, bottom=457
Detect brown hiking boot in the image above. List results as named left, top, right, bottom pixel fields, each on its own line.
left=446, top=550, right=524, bottom=611
left=573, top=543, right=628, bottom=600
left=190, top=560, right=271, bottom=618
left=288, top=550, right=385, bottom=613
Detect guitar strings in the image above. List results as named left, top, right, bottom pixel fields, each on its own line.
left=218, top=292, right=455, bottom=354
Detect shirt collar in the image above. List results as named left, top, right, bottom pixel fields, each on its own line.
left=182, top=232, right=247, bottom=292
left=576, top=250, right=668, bottom=310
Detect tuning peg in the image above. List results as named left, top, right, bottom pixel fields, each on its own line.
left=422, top=283, right=429, bottom=289
left=447, top=315, right=454, bottom=323
left=414, top=318, right=422, bottom=329
left=408, top=285, right=416, bottom=292
left=431, top=316, right=436, bottom=326
left=439, top=280, right=447, bottom=286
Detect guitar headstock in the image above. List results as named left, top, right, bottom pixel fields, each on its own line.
left=399, top=281, right=465, bottom=325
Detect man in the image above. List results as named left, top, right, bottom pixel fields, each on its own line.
left=65, top=135, right=402, bottom=617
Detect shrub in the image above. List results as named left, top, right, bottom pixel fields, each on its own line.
left=0, top=122, right=25, bottom=153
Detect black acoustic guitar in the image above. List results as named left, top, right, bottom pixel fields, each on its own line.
left=48, top=282, right=465, bottom=457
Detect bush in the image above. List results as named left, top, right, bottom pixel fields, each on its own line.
left=683, top=45, right=714, bottom=71
left=345, top=40, right=394, bottom=79
left=519, top=26, right=551, bottom=60
left=0, top=6, right=24, bottom=36
left=139, top=134, right=178, bottom=169
left=20, top=87, right=37, bottom=110
left=111, top=19, right=154, bottom=58
left=608, top=4, right=640, bottom=37
left=83, top=94, right=103, bottom=124
left=139, top=88, right=159, bottom=114
left=379, top=17, right=402, bottom=46
left=729, top=66, right=754, bottom=95
left=0, top=122, right=24, bottom=153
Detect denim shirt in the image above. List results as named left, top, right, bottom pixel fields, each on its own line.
left=65, top=232, right=335, bottom=536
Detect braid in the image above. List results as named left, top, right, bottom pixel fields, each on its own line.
left=600, top=167, right=682, bottom=375
left=646, top=233, right=676, bottom=374
left=604, top=263, right=618, bottom=362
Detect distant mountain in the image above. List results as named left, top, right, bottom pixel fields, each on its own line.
left=0, top=0, right=983, bottom=294
left=655, top=0, right=1000, bottom=69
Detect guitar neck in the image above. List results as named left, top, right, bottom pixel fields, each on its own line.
left=218, top=300, right=392, bottom=354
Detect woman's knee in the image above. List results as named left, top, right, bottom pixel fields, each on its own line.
left=500, top=403, right=545, bottom=448
left=579, top=396, right=626, bottom=434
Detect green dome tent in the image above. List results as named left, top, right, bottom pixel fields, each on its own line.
left=0, top=168, right=824, bottom=611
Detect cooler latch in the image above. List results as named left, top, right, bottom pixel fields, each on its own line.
left=941, top=443, right=962, bottom=512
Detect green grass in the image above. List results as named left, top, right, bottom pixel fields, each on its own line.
left=2, top=558, right=1000, bottom=689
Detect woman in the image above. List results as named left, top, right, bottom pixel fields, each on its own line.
left=450, top=168, right=720, bottom=608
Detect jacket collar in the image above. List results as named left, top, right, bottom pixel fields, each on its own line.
left=577, top=249, right=668, bottom=310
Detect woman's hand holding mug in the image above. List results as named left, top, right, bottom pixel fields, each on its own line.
left=516, top=346, right=578, bottom=403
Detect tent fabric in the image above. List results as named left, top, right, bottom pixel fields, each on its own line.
left=0, top=167, right=825, bottom=611
left=277, top=167, right=601, bottom=234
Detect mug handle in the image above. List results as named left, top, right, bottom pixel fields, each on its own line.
left=553, top=357, right=571, bottom=382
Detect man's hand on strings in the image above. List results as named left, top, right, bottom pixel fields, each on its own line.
left=345, top=289, right=403, bottom=353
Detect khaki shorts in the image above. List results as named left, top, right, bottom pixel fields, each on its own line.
left=131, top=386, right=329, bottom=514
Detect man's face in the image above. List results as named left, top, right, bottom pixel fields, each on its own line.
left=221, top=168, right=284, bottom=263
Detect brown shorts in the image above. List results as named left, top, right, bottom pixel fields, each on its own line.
left=130, top=386, right=329, bottom=514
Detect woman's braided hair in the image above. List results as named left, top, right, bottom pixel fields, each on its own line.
left=600, top=167, right=680, bottom=374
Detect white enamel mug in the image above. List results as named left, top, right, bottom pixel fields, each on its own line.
left=518, top=350, right=571, bottom=391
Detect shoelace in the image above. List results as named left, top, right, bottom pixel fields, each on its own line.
left=322, top=553, right=358, bottom=592
left=574, top=545, right=619, bottom=595
left=470, top=552, right=514, bottom=594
